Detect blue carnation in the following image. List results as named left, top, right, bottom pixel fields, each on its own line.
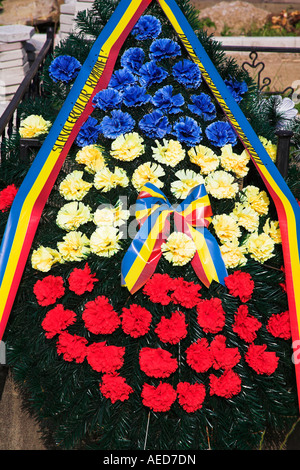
left=120, top=47, right=145, bottom=74
left=76, top=117, right=101, bottom=147
left=224, top=76, right=248, bottom=103
left=172, top=59, right=201, bottom=89
left=49, top=55, right=81, bottom=83
left=100, top=110, right=135, bottom=139
left=152, top=85, right=184, bottom=114
left=108, top=68, right=136, bottom=91
left=149, top=38, right=181, bottom=61
left=188, top=93, right=216, bottom=121
left=173, top=116, right=202, bottom=146
left=139, top=110, right=172, bottom=139
left=205, top=121, right=237, bottom=147
left=92, top=88, right=122, bottom=111
left=131, top=15, right=162, bottom=40
left=139, top=61, right=168, bottom=88
left=123, top=85, right=151, bottom=107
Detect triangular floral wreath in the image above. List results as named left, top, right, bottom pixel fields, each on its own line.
left=1, top=0, right=300, bottom=408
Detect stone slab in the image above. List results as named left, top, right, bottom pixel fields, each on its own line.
left=0, top=25, right=35, bottom=43
left=75, top=1, right=94, bottom=11
left=0, top=56, right=28, bottom=69
left=60, top=13, right=75, bottom=25
left=0, top=48, right=26, bottom=62
left=0, top=42, right=23, bottom=52
left=0, top=62, right=30, bottom=83
left=60, top=3, right=76, bottom=14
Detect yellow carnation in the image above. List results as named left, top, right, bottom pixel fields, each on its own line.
left=152, top=139, right=185, bottom=167
left=57, top=231, right=90, bottom=262
left=132, top=162, right=165, bottom=191
left=232, top=202, right=260, bottom=232
left=59, top=170, right=92, bottom=201
left=246, top=232, right=275, bottom=263
left=220, top=239, right=248, bottom=269
left=93, top=202, right=130, bottom=227
left=19, top=115, right=51, bottom=138
left=110, top=132, right=144, bottom=161
left=205, top=170, right=239, bottom=199
left=263, top=218, right=282, bottom=244
left=171, top=169, right=205, bottom=199
left=259, top=136, right=277, bottom=162
left=161, top=232, right=196, bottom=266
left=219, top=144, right=250, bottom=178
left=188, top=145, right=219, bottom=175
left=56, top=201, right=92, bottom=231
left=241, top=185, right=270, bottom=215
left=212, top=213, right=241, bottom=243
left=90, top=226, right=121, bottom=257
left=75, top=145, right=106, bottom=174
left=31, top=246, right=62, bottom=272
left=94, top=167, right=129, bottom=192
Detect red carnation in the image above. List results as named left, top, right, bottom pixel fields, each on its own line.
left=0, top=184, right=18, bottom=212
left=82, top=295, right=120, bottom=335
left=139, top=347, right=178, bottom=378
left=186, top=338, right=213, bottom=373
left=143, top=273, right=174, bottom=305
left=232, top=305, right=262, bottom=343
left=68, top=263, right=98, bottom=295
left=33, top=275, right=65, bottom=306
left=86, top=341, right=125, bottom=373
left=99, top=373, right=134, bottom=403
left=196, top=297, right=225, bottom=334
left=56, top=331, right=88, bottom=363
left=155, top=310, right=187, bottom=344
left=224, top=270, right=254, bottom=303
left=121, top=304, right=152, bottom=338
left=245, top=343, right=279, bottom=375
left=42, top=304, right=76, bottom=339
left=177, top=382, right=206, bottom=413
left=141, top=382, right=177, bottom=412
left=209, top=369, right=242, bottom=399
left=267, top=311, right=291, bottom=340
left=170, top=277, right=201, bottom=308
left=210, top=335, right=241, bottom=370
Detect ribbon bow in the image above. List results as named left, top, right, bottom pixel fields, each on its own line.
left=121, top=182, right=227, bottom=294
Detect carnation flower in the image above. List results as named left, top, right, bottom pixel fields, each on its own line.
left=152, top=139, right=185, bottom=167
left=0, top=184, right=18, bottom=212
left=245, top=343, right=279, bottom=375
left=224, top=76, right=248, bottom=103
left=232, top=305, right=262, bottom=343
left=75, top=116, right=101, bottom=147
left=224, top=270, right=254, bottom=303
left=197, top=297, right=226, bottom=334
left=31, top=246, right=61, bottom=272
left=220, top=239, right=247, bottom=269
left=155, top=310, right=188, bottom=344
left=99, top=373, right=134, bottom=403
left=210, top=335, right=241, bottom=370
left=141, top=382, right=177, bottom=412
left=122, top=85, right=151, bottom=107
left=170, top=169, right=205, bottom=199
left=212, top=213, right=241, bottom=243
left=108, top=68, right=136, bottom=91
left=42, top=304, right=76, bottom=339
left=94, top=166, right=129, bottom=192
left=170, top=277, right=202, bottom=308
left=121, top=304, right=152, bottom=338
left=92, top=88, right=122, bottom=111
left=49, top=55, right=81, bottom=83
left=131, top=15, right=162, bottom=40
left=232, top=203, right=260, bottom=233
left=59, top=170, right=92, bottom=201
left=56, top=332, right=88, bottom=363
left=139, top=110, right=171, bottom=139
left=93, top=203, right=129, bottom=228
left=100, top=110, right=135, bottom=139
left=110, top=132, right=144, bottom=161
left=177, top=382, right=206, bottom=413
left=90, top=226, right=121, bottom=257
left=188, top=93, right=216, bottom=121
left=139, top=347, right=178, bottom=378
left=152, top=85, right=184, bottom=114
left=57, top=231, right=90, bottom=262
left=205, top=170, right=239, bottom=199
left=86, top=341, right=125, bottom=373
left=161, top=232, right=196, bottom=266
left=172, top=59, right=202, bottom=88
left=75, top=145, right=106, bottom=174
left=241, top=185, right=270, bottom=215
left=263, top=218, right=282, bottom=244
left=33, top=275, right=65, bottom=306
left=19, top=114, right=51, bottom=138
left=267, top=311, right=291, bottom=340
left=205, top=121, right=237, bottom=147
left=188, top=145, right=219, bottom=175
left=82, top=295, right=120, bottom=335
left=56, top=201, right=92, bottom=231
left=209, top=369, right=242, bottom=398
left=186, top=338, right=213, bottom=373
left=245, top=232, right=275, bottom=263
left=131, top=162, right=165, bottom=191
left=68, top=263, right=98, bottom=295
left=173, top=116, right=202, bottom=146
left=259, top=136, right=277, bottom=162
left=220, top=144, right=250, bottom=178
left=149, top=38, right=181, bottom=61
left=139, top=61, right=168, bottom=88
left=120, top=47, right=145, bottom=73
left=143, top=273, right=174, bottom=305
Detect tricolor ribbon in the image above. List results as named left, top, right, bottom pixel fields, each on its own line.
left=121, top=182, right=227, bottom=293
